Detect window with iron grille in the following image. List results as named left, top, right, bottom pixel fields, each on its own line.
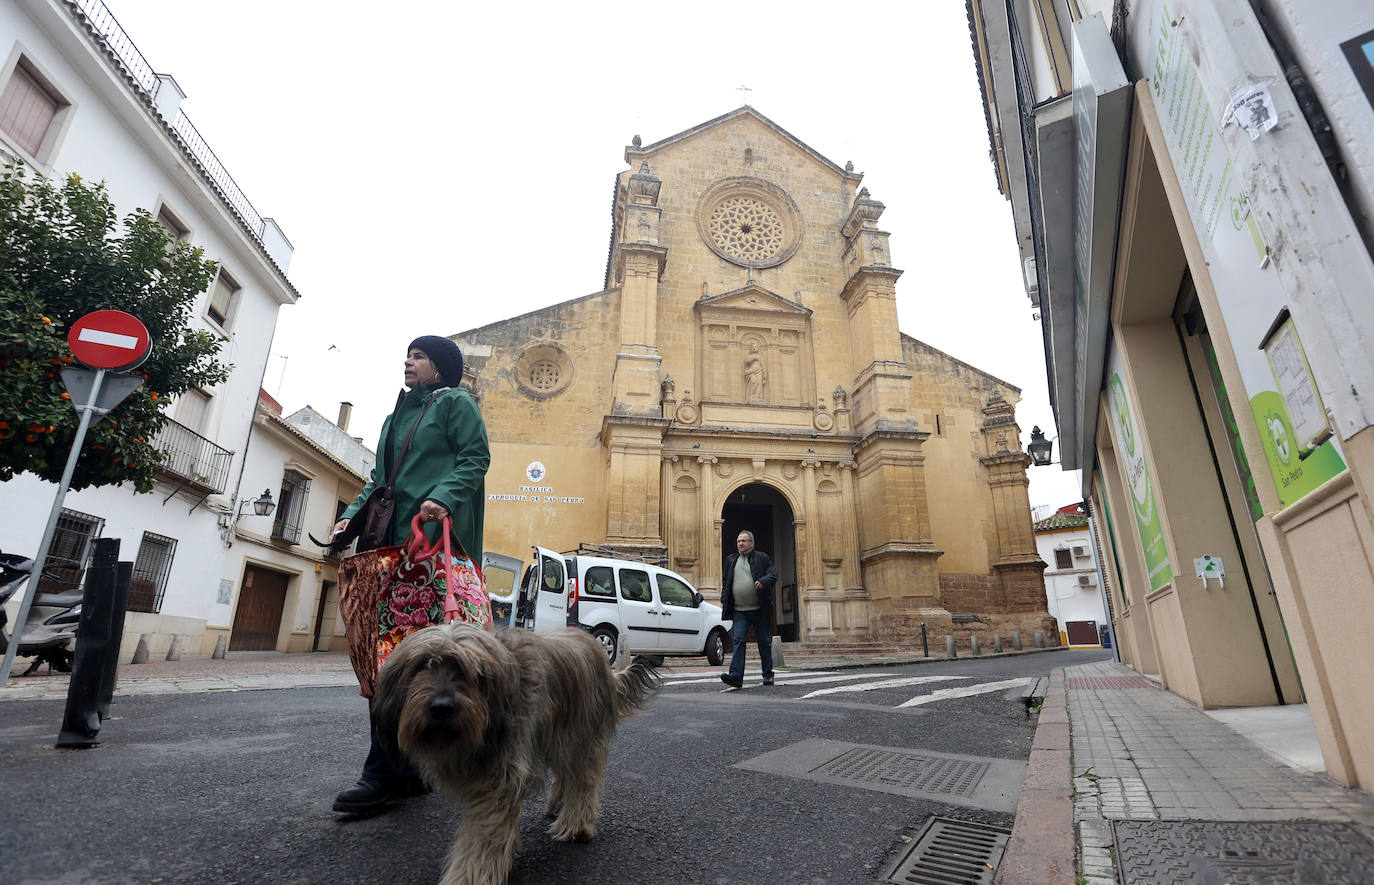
left=36, top=508, right=104, bottom=594
left=128, top=532, right=177, bottom=613
left=272, top=470, right=311, bottom=544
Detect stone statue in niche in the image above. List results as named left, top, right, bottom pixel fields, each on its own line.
left=744, top=344, right=766, bottom=403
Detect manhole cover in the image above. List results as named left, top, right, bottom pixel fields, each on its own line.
left=1113, top=820, right=1374, bottom=883
left=817, top=748, right=990, bottom=797
left=885, top=816, right=1010, bottom=884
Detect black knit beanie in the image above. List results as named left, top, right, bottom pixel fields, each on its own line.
left=407, top=335, right=463, bottom=387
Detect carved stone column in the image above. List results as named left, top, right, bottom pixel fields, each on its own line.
left=837, top=460, right=869, bottom=633
left=697, top=455, right=719, bottom=599
left=800, top=458, right=833, bottom=637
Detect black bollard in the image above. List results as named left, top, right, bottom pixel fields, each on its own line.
left=96, top=561, right=133, bottom=721
left=920, top=621, right=929, bottom=658
left=56, top=538, right=118, bottom=748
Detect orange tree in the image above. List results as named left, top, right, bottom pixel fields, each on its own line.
left=0, top=165, right=228, bottom=492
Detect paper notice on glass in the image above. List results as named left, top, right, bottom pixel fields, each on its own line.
left=1265, top=320, right=1328, bottom=448
left=1223, top=83, right=1278, bottom=140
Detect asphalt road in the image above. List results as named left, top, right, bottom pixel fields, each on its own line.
left=0, top=648, right=1111, bottom=885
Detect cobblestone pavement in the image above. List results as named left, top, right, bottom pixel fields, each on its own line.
left=1065, top=660, right=1374, bottom=883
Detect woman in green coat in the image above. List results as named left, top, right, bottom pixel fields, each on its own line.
left=331, top=335, right=490, bottom=816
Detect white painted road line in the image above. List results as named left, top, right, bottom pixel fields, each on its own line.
left=666, top=672, right=898, bottom=687
left=799, top=675, right=967, bottom=699
left=896, top=677, right=1033, bottom=707
left=661, top=670, right=830, bottom=683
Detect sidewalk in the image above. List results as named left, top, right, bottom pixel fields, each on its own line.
left=1001, top=660, right=1374, bottom=884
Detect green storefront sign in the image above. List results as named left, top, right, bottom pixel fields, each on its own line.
left=1109, top=372, right=1171, bottom=590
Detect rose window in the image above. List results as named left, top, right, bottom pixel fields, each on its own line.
left=707, top=197, right=784, bottom=261
left=529, top=360, right=560, bottom=390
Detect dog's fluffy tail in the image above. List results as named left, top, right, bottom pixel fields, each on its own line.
left=613, top=655, right=662, bottom=721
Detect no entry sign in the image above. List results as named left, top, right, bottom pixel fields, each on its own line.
left=67, top=310, right=152, bottom=372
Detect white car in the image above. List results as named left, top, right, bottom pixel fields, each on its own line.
left=489, top=546, right=730, bottom=665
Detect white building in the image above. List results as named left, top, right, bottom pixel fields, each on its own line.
left=1032, top=505, right=1109, bottom=648
left=217, top=394, right=372, bottom=655
left=0, top=0, right=298, bottom=656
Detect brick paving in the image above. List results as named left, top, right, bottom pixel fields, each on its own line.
left=1064, top=660, right=1374, bottom=884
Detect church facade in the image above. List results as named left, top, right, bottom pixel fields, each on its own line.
left=457, top=107, right=1052, bottom=647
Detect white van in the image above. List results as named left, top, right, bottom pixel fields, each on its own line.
left=490, top=546, right=730, bottom=665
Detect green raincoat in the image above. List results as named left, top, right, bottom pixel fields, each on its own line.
left=342, top=383, right=489, bottom=560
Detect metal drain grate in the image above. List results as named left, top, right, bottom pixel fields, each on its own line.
left=814, top=748, right=990, bottom=797
left=886, top=816, right=1011, bottom=884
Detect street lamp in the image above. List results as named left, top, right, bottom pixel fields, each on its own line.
left=240, top=488, right=277, bottom=519
left=1027, top=426, right=1055, bottom=467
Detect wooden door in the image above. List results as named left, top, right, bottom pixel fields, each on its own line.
left=230, top=566, right=289, bottom=651
left=1066, top=620, right=1100, bottom=646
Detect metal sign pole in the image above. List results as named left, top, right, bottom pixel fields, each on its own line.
left=0, top=369, right=106, bottom=686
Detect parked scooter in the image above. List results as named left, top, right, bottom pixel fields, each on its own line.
left=0, top=551, right=82, bottom=675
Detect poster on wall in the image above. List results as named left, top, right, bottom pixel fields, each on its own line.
left=1340, top=28, right=1374, bottom=112
left=1105, top=349, right=1171, bottom=591
left=1132, top=0, right=1346, bottom=508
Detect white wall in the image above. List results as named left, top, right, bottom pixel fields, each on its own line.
left=0, top=1, right=296, bottom=648
left=1034, top=526, right=1109, bottom=644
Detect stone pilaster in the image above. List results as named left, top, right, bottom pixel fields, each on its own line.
left=979, top=393, right=1048, bottom=611
left=610, top=162, right=668, bottom=418
left=601, top=415, right=670, bottom=556
left=839, top=189, right=915, bottom=438
left=799, top=458, right=833, bottom=637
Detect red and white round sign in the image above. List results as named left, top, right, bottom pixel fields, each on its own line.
left=67, top=310, right=152, bottom=372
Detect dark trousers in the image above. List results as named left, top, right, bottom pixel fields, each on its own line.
left=361, top=712, right=417, bottom=782
left=727, top=608, right=774, bottom=682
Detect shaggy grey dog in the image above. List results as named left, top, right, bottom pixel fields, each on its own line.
left=372, top=622, right=662, bottom=885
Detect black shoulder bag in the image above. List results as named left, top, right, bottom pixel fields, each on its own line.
left=315, top=389, right=446, bottom=553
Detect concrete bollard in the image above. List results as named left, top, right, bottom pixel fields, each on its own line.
left=970, top=635, right=981, bottom=656
left=1034, top=631, right=1045, bottom=648
left=772, top=635, right=785, bottom=668
left=993, top=634, right=1003, bottom=653
left=1013, top=632, right=1023, bottom=651
left=946, top=635, right=957, bottom=659
left=164, top=635, right=181, bottom=662
left=131, top=634, right=151, bottom=664
left=211, top=635, right=227, bottom=660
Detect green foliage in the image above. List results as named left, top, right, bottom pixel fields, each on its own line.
left=0, top=165, right=228, bottom=492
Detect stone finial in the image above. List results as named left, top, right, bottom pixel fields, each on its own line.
left=639, top=160, right=650, bottom=173
left=832, top=385, right=847, bottom=409
left=660, top=375, right=676, bottom=401
left=845, top=160, right=854, bottom=172
left=859, top=187, right=869, bottom=198
left=632, top=134, right=642, bottom=147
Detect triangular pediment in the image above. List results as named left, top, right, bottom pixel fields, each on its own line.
left=626, top=106, right=863, bottom=183
left=695, top=284, right=811, bottom=316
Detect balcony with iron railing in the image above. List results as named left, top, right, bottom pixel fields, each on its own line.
left=71, top=0, right=270, bottom=246
left=151, top=418, right=232, bottom=494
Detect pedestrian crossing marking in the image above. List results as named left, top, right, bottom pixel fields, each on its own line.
left=896, top=677, right=1033, bottom=707
left=664, top=671, right=897, bottom=687
left=799, top=675, right=966, bottom=699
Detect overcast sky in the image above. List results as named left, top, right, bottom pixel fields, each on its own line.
left=103, top=0, right=1083, bottom=508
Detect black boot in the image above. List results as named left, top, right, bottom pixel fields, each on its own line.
left=332, top=778, right=391, bottom=815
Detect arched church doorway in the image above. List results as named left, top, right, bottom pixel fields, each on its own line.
left=721, top=483, right=798, bottom=642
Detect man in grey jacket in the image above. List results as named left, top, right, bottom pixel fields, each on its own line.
left=719, top=530, right=779, bottom=688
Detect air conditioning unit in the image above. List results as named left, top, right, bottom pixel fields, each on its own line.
left=1071, top=545, right=1089, bottom=558
left=1077, top=574, right=1095, bottom=587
